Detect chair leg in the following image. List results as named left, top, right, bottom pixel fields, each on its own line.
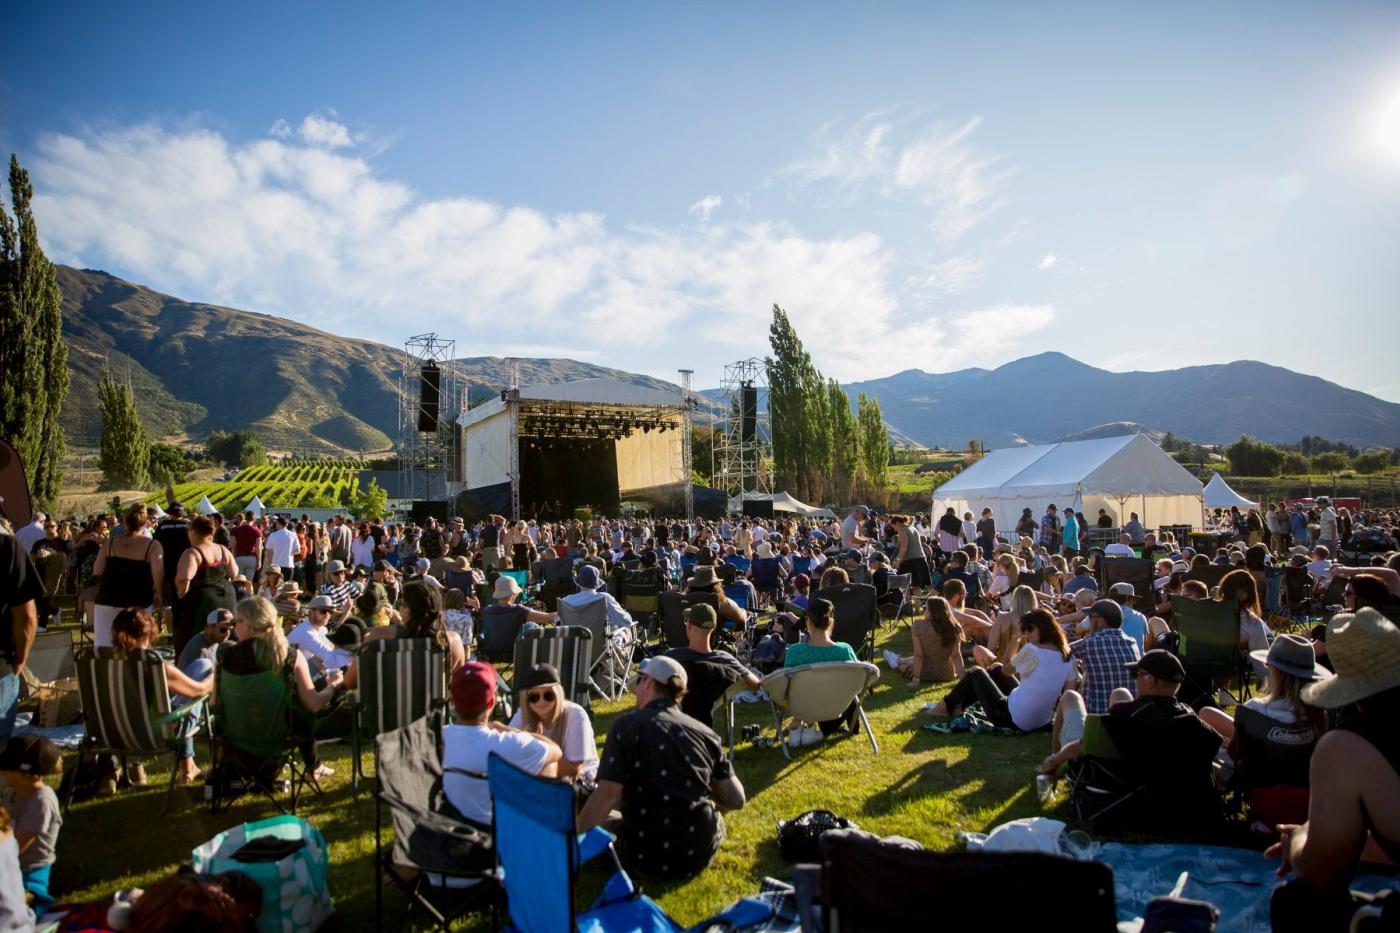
left=727, top=698, right=737, bottom=761
left=858, top=704, right=878, bottom=755
left=161, top=751, right=180, bottom=816
left=351, top=722, right=361, bottom=796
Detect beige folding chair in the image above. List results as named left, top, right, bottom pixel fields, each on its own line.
left=761, top=661, right=880, bottom=760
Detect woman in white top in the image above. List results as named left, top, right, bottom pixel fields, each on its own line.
left=508, top=663, right=598, bottom=783
left=986, top=553, right=1019, bottom=611
left=1218, top=569, right=1272, bottom=681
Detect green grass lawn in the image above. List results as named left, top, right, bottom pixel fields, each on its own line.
left=44, top=622, right=1068, bottom=929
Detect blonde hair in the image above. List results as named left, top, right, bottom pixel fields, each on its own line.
left=517, top=682, right=566, bottom=735
left=1074, top=589, right=1097, bottom=609
left=996, top=554, right=1020, bottom=588
left=1008, top=584, right=1039, bottom=621
left=235, top=596, right=289, bottom=669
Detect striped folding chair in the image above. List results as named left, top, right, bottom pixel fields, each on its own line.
left=351, top=638, right=448, bottom=792
left=68, top=647, right=204, bottom=814
left=511, top=626, right=592, bottom=708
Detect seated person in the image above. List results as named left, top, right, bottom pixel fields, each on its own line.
left=1104, top=533, right=1136, bottom=558
left=749, top=542, right=786, bottom=608
left=1040, top=650, right=1224, bottom=826
left=1063, top=559, right=1098, bottom=595
left=1305, top=546, right=1333, bottom=582
left=1218, top=569, right=1273, bottom=681
left=287, top=594, right=356, bottom=675
left=924, top=608, right=1073, bottom=733
left=443, top=555, right=478, bottom=594
left=177, top=607, right=235, bottom=670
left=317, top=560, right=359, bottom=624
left=577, top=657, right=744, bottom=881
left=0, top=735, right=62, bottom=914
left=885, top=595, right=964, bottom=688
left=442, top=587, right=474, bottom=643
left=1107, top=581, right=1170, bottom=653
left=274, top=580, right=304, bottom=630
left=561, top=564, right=634, bottom=643
left=683, top=565, right=749, bottom=628
left=788, top=572, right=811, bottom=611
left=443, top=661, right=561, bottom=832
left=783, top=598, right=861, bottom=744
left=1067, top=599, right=1141, bottom=714
left=941, top=577, right=992, bottom=642
left=1056, top=588, right=1098, bottom=638
left=979, top=584, right=1039, bottom=667
left=508, top=663, right=597, bottom=784
left=220, top=596, right=343, bottom=780
left=665, top=603, right=761, bottom=728
left=868, top=552, right=900, bottom=608
left=478, top=575, right=556, bottom=652
left=1267, top=607, right=1400, bottom=932
left=1197, top=634, right=1330, bottom=827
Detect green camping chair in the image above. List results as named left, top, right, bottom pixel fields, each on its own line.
left=350, top=637, right=448, bottom=793
left=209, top=666, right=326, bottom=813
left=1170, top=596, right=1248, bottom=704
left=68, top=647, right=206, bottom=815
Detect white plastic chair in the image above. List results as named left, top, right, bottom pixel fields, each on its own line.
left=761, top=661, right=880, bottom=760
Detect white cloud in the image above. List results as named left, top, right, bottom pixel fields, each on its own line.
left=779, top=110, right=1010, bottom=240
left=296, top=113, right=355, bottom=148
left=1038, top=252, right=1056, bottom=269
left=31, top=117, right=1052, bottom=384
left=269, top=119, right=292, bottom=139
left=688, top=194, right=722, bottom=221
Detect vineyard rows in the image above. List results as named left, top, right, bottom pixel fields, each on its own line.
left=148, top=463, right=367, bottom=511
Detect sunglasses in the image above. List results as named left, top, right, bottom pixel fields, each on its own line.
left=526, top=691, right=556, bottom=704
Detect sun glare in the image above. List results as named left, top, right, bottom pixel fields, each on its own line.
left=1372, top=81, right=1400, bottom=165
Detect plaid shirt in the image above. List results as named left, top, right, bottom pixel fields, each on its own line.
left=1070, top=627, right=1141, bottom=713
left=1038, top=512, right=1061, bottom=547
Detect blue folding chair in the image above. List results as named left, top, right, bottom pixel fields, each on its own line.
left=723, top=583, right=752, bottom=613
left=726, top=555, right=751, bottom=574
left=486, top=753, right=680, bottom=932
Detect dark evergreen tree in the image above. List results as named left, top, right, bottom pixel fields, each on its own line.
left=98, top=371, right=151, bottom=489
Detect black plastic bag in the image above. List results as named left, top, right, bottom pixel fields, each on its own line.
left=776, top=809, right=858, bottom=863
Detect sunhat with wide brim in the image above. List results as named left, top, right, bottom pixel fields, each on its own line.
left=1249, top=633, right=1331, bottom=682
left=1301, top=608, right=1400, bottom=709
left=493, top=575, right=522, bottom=600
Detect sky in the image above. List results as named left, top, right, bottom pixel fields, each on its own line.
left=3, top=2, right=1400, bottom=398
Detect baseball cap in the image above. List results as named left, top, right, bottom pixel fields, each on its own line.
left=1108, top=581, right=1137, bottom=599
left=374, top=559, right=394, bottom=573
left=307, top=595, right=335, bottom=610
left=450, top=661, right=498, bottom=716
left=637, top=655, right=687, bottom=690
left=1126, top=649, right=1186, bottom=684
left=517, top=663, right=561, bottom=692
left=844, top=549, right=863, bottom=563
left=574, top=564, right=601, bottom=589
left=1089, top=599, right=1123, bottom=627
left=683, top=603, right=718, bottom=629
left=868, top=551, right=887, bottom=564
left=0, top=733, right=61, bottom=775
left=206, top=608, right=233, bottom=627
left=415, top=558, right=431, bottom=571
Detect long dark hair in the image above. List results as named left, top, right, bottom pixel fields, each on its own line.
left=1019, top=607, right=1070, bottom=660
left=400, top=580, right=446, bottom=644
left=1218, top=569, right=1260, bottom=616
left=111, top=607, right=156, bottom=655
left=924, top=595, right=961, bottom=644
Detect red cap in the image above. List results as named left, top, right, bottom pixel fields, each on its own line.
left=450, top=661, right=497, bottom=716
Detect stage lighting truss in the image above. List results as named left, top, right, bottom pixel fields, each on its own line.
left=517, top=403, right=676, bottom=442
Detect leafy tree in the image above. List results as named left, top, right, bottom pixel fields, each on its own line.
left=1311, top=452, right=1349, bottom=479
left=0, top=155, right=69, bottom=509
left=827, top=379, right=859, bottom=503
left=1280, top=451, right=1310, bottom=475
left=1351, top=451, right=1391, bottom=475
left=97, top=371, right=151, bottom=489
left=855, top=393, right=889, bottom=492
left=766, top=305, right=826, bottom=500
left=350, top=478, right=388, bottom=520
left=1224, top=436, right=1284, bottom=477
left=690, top=426, right=714, bottom=483
left=207, top=430, right=267, bottom=468
left=147, top=444, right=198, bottom=486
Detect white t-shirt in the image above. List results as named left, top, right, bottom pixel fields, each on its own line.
left=286, top=621, right=353, bottom=672
left=350, top=536, right=377, bottom=568
left=442, top=723, right=553, bottom=826
left=1006, top=643, right=1075, bottom=732
left=1104, top=543, right=1135, bottom=557
left=1306, top=559, right=1333, bottom=580
left=841, top=516, right=862, bottom=549
left=1319, top=508, right=1337, bottom=542
left=1241, top=695, right=1297, bottom=725
left=509, top=700, right=598, bottom=782
left=265, top=527, right=301, bottom=568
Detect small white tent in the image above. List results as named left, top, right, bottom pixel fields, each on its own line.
left=932, top=434, right=1205, bottom=533
left=1203, top=472, right=1259, bottom=510
left=727, top=490, right=837, bottom=519
left=245, top=495, right=266, bottom=518
left=148, top=503, right=167, bottom=519
left=195, top=495, right=216, bottom=515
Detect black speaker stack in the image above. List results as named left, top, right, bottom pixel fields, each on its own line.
left=418, top=361, right=440, bottom=432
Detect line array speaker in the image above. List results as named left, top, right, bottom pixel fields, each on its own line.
left=418, top=362, right=440, bottom=432
left=740, top=383, right=757, bottom=442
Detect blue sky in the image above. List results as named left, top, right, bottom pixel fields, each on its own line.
left=4, top=2, right=1399, bottom=399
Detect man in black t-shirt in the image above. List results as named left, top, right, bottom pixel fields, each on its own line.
left=665, top=604, right=760, bottom=728
left=153, top=505, right=192, bottom=608
left=1, top=532, right=43, bottom=744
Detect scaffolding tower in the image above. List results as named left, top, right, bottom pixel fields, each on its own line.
left=398, top=333, right=461, bottom=509
left=711, top=358, right=769, bottom=499
left=679, top=369, right=695, bottom=520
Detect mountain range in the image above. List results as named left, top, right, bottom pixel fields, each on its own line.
left=55, top=265, right=1400, bottom=453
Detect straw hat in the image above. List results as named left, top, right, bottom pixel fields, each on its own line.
left=1301, top=608, right=1400, bottom=709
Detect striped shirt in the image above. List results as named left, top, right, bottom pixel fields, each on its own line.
left=320, top=579, right=361, bottom=609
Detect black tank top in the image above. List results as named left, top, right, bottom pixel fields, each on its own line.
left=95, top=535, right=156, bottom=607
left=1339, top=694, right=1400, bottom=863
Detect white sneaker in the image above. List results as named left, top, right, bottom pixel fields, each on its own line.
left=801, top=726, right=826, bottom=746
left=883, top=649, right=900, bottom=669
left=788, top=726, right=805, bottom=748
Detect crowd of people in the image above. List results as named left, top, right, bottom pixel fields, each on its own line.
left=2, top=493, right=1400, bottom=929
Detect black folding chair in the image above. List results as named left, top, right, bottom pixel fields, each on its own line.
left=815, top=583, right=879, bottom=661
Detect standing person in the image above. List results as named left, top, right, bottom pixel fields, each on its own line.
left=1, top=531, right=42, bottom=746
left=976, top=508, right=998, bottom=557
left=475, top=515, right=505, bottom=571
left=263, top=516, right=301, bottom=582
left=841, top=506, right=870, bottom=551
left=577, top=656, right=745, bottom=881
left=171, top=516, right=237, bottom=655
left=152, top=504, right=192, bottom=612
left=1038, top=504, right=1062, bottom=555
left=1062, top=508, right=1080, bottom=559
left=893, top=514, right=931, bottom=589
left=1316, top=497, right=1339, bottom=555
left=349, top=523, right=376, bottom=571
left=91, top=504, right=165, bottom=648
left=326, top=516, right=351, bottom=568
left=230, top=512, right=262, bottom=583
left=936, top=508, right=965, bottom=555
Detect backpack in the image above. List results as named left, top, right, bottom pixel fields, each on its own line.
left=752, top=633, right=787, bottom=673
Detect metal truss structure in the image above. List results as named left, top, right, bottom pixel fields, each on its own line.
left=711, top=357, right=770, bottom=498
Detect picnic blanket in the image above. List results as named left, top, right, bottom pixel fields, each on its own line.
left=1098, top=842, right=1397, bottom=933
left=14, top=711, right=86, bottom=749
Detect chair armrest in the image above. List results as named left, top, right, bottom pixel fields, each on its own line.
left=377, top=790, right=491, bottom=844
left=577, top=826, right=615, bottom=864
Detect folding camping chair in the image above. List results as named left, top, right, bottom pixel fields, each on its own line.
left=486, top=753, right=680, bottom=933
left=1186, top=562, right=1231, bottom=593
left=761, top=661, right=880, bottom=760
left=807, top=828, right=1118, bottom=933
left=20, top=629, right=75, bottom=695
left=537, top=557, right=578, bottom=610
left=622, top=566, right=665, bottom=633
left=723, top=583, right=752, bottom=613
left=1171, top=596, right=1248, bottom=706
left=349, top=637, right=448, bottom=792
left=1229, top=704, right=1318, bottom=826
left=476, top=605, right=529, bottom=669
left=208, top=667, right=326, bottom=813
left=659, top=591, right=720, bottom=649
left=67, top=647, right=206, bottom=815
left=374, top=711, right=500, bottom=932
left=727, top=555, right=751, bottom=575
left=557, top=598, right=633, bottom=702
left=499, top=568, right=528, bottom=592
left=1099, top=557, right=1154, bottom=604
left=815, top=583, right=880, bottom=661
left=512, top=625, right=592, bottom=708
left=880, top=573, right=913, bottom=625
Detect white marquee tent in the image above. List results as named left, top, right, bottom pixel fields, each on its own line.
left=728, top=490, right=837, bottom=519
left=195, top=495, right=216, bottom=515
left=244, top=495, right=267, bottom=518
left=1203, top=472, right=1259, bottom=510
left=932, top=434, right=1205, bottom=533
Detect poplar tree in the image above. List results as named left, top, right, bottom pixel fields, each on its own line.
left=98, top=370, right=151, bottom=489
left=0, top=155, right=69, bottom=508
left=856, top=392, right=890, bottom=493
left=828, top=379, right=859, bottom=503
left=766, top=304, right=823, bottom=500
